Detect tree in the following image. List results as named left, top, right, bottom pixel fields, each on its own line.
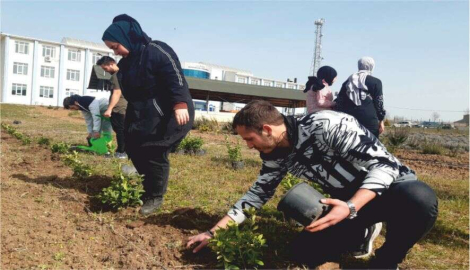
left=431, top=112, right=440, bottom=122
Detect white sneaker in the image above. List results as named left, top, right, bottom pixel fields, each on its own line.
left=353, top=222, right=383, bottom=259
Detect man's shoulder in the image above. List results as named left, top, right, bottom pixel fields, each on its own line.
left=298, top=110, right=353, bottom=124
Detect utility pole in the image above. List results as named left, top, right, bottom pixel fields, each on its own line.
left=310, top=18, right=325, bottom=76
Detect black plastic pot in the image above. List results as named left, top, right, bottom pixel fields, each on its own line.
left=231, top=161, right=245, bottom=170
left=277, top=182, right=330, bottom=226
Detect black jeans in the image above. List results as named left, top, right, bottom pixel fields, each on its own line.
left=127, top=146, right=171, bottom=199
left=290, top=180, right=438, bottom=268
left=111, top=112, right=126, bottom=153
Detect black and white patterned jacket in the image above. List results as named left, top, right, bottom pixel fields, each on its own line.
left=228, top=110, right=417, bottom=224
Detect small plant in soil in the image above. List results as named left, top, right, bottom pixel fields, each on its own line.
left=63, top=151, right=93, bottom=179
left=37, top=137, right=51, bottom=146
left=226, top=136, right=244, bottom=169
left=51, top=142, right=71, bottom=154
left=97, top=164, right=144, bottom=209
left=385, top=127, right=409, bottom=153
left=179, top=136, right=204, bottom=155
left=280, top=173, right=303, bottom=194
left=421, top=141, right=444, bottom=155
left=209, top=208, right=267, bottom=269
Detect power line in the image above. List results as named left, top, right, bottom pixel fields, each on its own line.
left=388, top=106, right=467, bottom=113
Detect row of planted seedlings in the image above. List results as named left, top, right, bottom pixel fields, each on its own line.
left=1, top=122, right=144, bottom=210
left=1, top=122, right=32, bottom=145
left=49, top=140, right=145, bottom=210
left=3, top=121, right=297, bottom=268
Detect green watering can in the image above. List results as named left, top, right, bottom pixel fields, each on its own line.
left=76, top=131, right=113, bottom=155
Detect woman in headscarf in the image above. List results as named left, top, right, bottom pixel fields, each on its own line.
left=335, top=57, right=386, bottom=137
left=102, top=14, right=195, bottom=215
left=304, top=66, right=337, bottom=114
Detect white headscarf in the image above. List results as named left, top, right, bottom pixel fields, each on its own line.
left=346, top=57, right=375, bottom=106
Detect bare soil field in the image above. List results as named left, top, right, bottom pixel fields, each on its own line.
left=1, top=104, right=469, bottom=269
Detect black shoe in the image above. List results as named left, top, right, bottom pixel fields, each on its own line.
left=352, top=223, right=383, bottom=258
left=139, top=197, right=163, bottom=216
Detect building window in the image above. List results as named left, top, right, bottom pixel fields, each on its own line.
left=287, top=84, right=295, bottom=89
left=264, top=81, right=272, bottom=87
left=66, top=69, right=80, bottom=81
left=41, top=66, right=55, bottom=78
left=42, top=45, right=56, bottom=58
left=68, top=50, right=81, bottom=62
left=13, top=62, right=28, bottom=75
left=40, top=86, right=54, bottom=98
left=15, top=41, right=29, bottom=54
left=12, top=83, right=27, bottom=96
left=65, top=88, right=79, bottom=97
left=92, top=53, right=103, bottom=65
left=275, top=83, right=284, bottom=88
left=237, top=77, right=246, bottom=83
left=251, top=79, right=260, bottom=85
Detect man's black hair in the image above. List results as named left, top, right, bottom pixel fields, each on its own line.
left=96, top=56, right=116, bottom=66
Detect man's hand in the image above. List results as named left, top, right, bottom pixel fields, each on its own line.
left=103, top=110, right=112, bottom=118
left=91, top=132, right=101, bottom=139
left=305, top=198, right=350, bottom=233
left=186, top=232, right=212, bottom=253
left=379, top=121, right=385, bottom=134
left=175, top=108, right=189, bottom=125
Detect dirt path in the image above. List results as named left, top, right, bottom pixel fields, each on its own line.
left=1, top=132, right=216, bottom=269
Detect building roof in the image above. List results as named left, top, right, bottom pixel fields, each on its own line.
left=0, top=33, right=112, bottom=53
left=187, top=77, right=306, bottom=108
left=62, top=37, right=111, bottom=52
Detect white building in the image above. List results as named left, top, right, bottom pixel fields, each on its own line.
left=1, top=33, right=120, bottom=106
left=182, top=62, right=305, bottom=113
left=182, top=62, right=305, bottom=91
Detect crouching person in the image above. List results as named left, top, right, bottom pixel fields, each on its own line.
left=187, top=100, right=438, bottom=269
left=63, top=94, right=112, bottom=143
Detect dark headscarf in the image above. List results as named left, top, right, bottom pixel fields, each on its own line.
left=304, top=66, right=338, bottom=92
left=102, top=14, right=151, bottom=57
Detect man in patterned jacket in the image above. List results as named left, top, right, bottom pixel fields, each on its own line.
left=187, top=100, right=438, bottom=269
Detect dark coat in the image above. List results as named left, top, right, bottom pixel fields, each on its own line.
left=334, top=75, right=386, bottom=137
left=118, top=40, right=195, bottom=148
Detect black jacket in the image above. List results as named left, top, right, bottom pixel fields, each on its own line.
left=334, top=75, right=386, bottom=137
left=118, top=40, right=194, bottom=148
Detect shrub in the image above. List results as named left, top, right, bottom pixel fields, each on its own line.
left=193, top=117, right=219, bottom=132
left=384, top=119, right=391, bottom=127
left=179, top=136, right=204, bottom=153
left=226, top=137, right=242, bottom=162
left=51, top=142, right=71, bottom=154
left=221, top=121, right=236, bottom=134
left=384, top=127, right=409, bottom=153
left=97, top=164, right=144, bottom=209
left=446, top=145, right=462, bottom=158
left=209, top=208, right=267, bottom=269
left=421, top=142, right=444, bottom=155
left=37, top=137, right=51, bottom=146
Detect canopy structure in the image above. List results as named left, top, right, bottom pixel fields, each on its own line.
left=186, top=77, right=306, bottom=108
left=87, top=65, right=112, bottom=90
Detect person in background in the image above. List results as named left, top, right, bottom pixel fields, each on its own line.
left=335, top=57, right=386, bottom=137
left=102, top=14, right=194, bottom=215
left=96, top=56, right=128, bottom=159
left=305, top=66, right=337, bottom=113
left=63, top=94, right=112, bottom=143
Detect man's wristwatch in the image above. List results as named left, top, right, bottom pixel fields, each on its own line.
left=346, top=201, right=358, bottom=219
